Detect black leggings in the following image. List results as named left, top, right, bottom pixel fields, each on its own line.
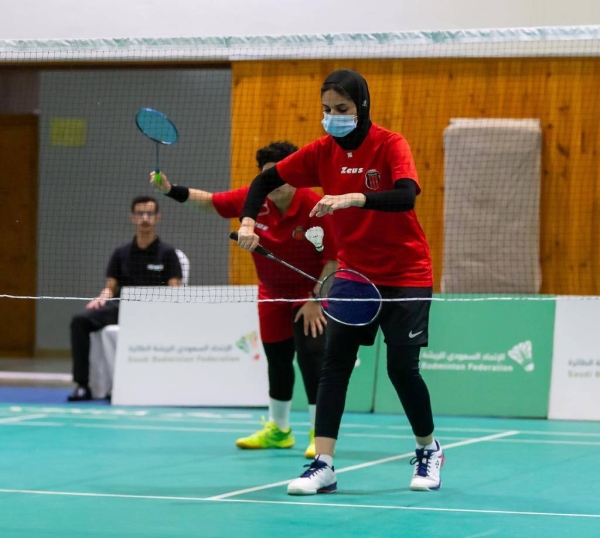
left=70, top=303, right=120, bottom=385
left=315, top=321, right=434, bottom=439
left=262, top=306, right=324, bottom=404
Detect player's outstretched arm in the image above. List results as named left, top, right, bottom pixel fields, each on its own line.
left=237, top=166, right=285, bottom=251
left=150, top=171, right=216, bottom=213
left=309, top=193, right=366, bottom=217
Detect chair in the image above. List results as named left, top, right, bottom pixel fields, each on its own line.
left=88, top=249, right=190, bottom=399
left=176, top=249, right=190, bottom=287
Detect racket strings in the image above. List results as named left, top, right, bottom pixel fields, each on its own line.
left=320, top=270, right=382, bottom=326
left=136, top=108, right=179, bottom=145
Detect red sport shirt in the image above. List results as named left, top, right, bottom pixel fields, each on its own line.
left=212, top=186, right=338, bottom=299
left=276, top=123, right=433, bottom=287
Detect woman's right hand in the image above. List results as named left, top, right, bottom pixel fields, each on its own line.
left=86, top=298, right=106, bottom=310
left=150, top=171, right=172, bottom=193
left=237, top=218, right=260, bottom=251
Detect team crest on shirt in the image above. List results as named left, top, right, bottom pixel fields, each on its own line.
left=292, top=226, right=305, bottom=240
left=365, top=169, right=381, bottom=190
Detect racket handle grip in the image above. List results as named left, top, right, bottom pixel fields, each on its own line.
left=154, top=170, right=162, bottom=185
left=229, top=231, right=271, bottom=257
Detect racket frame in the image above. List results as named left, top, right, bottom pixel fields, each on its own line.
left=229, top=232, right=382, bottom=326
left=135, top=107, right=179, bottom=185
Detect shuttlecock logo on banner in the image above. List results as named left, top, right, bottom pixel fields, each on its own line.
left=305, top=226, right=324, bottom=252
left=507, top=341, right=534, bottom=372
left=236, top=331, right=260, bottom=360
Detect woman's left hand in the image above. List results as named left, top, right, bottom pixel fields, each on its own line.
left=294, top=300, right=327, bottom=337
left=309, top=193, right=366, bottom=217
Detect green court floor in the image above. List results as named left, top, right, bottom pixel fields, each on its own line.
left=0, top=404, right=599, bottom=537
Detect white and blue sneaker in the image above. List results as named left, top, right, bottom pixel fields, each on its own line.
left=287, top=456, right=337, bottom=495
left=409, top=440, right=444, bottom=491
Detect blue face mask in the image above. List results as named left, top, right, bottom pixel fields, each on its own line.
left=321, top=113, right=357, bottom=137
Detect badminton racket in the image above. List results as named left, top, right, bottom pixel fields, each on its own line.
left=230, top=231, right=381, bottom=326
left=135, top=107, right=179, bottom=186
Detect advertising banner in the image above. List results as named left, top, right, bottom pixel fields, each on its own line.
left=112, top=286, right=269, bottom=406
left=375, top=296, right=555, bottom=417
left=549, top=298, right=600, bottom=420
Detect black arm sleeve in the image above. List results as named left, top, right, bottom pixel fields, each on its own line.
left=361, top=179, right=417, bottom=212
left=240, top=166, right=285, bottom=221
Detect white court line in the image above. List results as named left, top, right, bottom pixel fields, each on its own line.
left=4, top=407, right=600, bottom=438
left=0, top=421, right=485, bottom=440
left=0, top=372, right=72, bottom=382
left=5, top=407, right=260, bottom=424
left=7, top=407, right=249, bottom=418
left=72, top=424, right=257, bottom=434
left=5, top=422, right=63, bottom=427
left=0, top=422, right=474, bottom=442
left=213, top=498, right=600, bottom=519
left=0, top=488, right=598, bottom=520
left=336, top=431, right=519, bottom=474
left=344, top=433, right=471, bottom=441
left=3, top=422, right=600, bottom=447
left=493, top=438, right=600, bottom=447
left=0, top=488, right=208, bottom=502
left=0, top=421, right=258, bottom=432
left=391, top=426, right=600, bottom=438
left=4, top=422, right=600, bottom=448
left=509, top=430, right=600, bottom=438
left=0, top=414, right=47, bottom=423
left=345, top=433, right=600, bottom=446
left=207, top=430, right=519, bottom=500
left=6, top=414, right=115, bottom=422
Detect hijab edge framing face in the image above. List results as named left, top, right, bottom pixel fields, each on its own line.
left=320, top=69, right=372, bottom=151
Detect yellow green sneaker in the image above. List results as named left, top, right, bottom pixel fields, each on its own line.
left=235, top=418, right=295, bottom=449
left=304, top=429, right=316, bottom=459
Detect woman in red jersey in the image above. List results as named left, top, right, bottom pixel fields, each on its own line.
left=154, top=141, right=337, bottom=459
left=236, top=70, right=443, bottom=495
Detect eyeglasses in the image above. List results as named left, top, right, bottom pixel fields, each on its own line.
left=133, top=211, right=157, bottom=217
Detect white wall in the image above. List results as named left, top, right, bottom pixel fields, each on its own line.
left=1, top=0, right=600, bottom=41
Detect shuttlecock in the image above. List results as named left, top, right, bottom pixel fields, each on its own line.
left=305, top=226, right=325, bottom=251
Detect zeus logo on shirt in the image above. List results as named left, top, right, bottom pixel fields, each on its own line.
left=147, top=264, right=164, bottom=271
left=341, top=167, right=364, bottom=174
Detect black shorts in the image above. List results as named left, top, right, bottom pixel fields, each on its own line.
left=353, top=286, right=432, bottom=347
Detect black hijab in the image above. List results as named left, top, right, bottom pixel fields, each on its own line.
left=321, top=69, right=372, bottom=150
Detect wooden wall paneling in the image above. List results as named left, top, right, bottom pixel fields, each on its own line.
left=231, top=58, right=600, bottom=295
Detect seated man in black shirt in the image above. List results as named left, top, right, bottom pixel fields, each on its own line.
left=68, top=195, right=182, bottom=401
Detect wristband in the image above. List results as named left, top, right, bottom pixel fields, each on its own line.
left=165, top=184, right=190, bottom=203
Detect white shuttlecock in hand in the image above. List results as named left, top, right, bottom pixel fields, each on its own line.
left=305, top=226, right=325, bottom=251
